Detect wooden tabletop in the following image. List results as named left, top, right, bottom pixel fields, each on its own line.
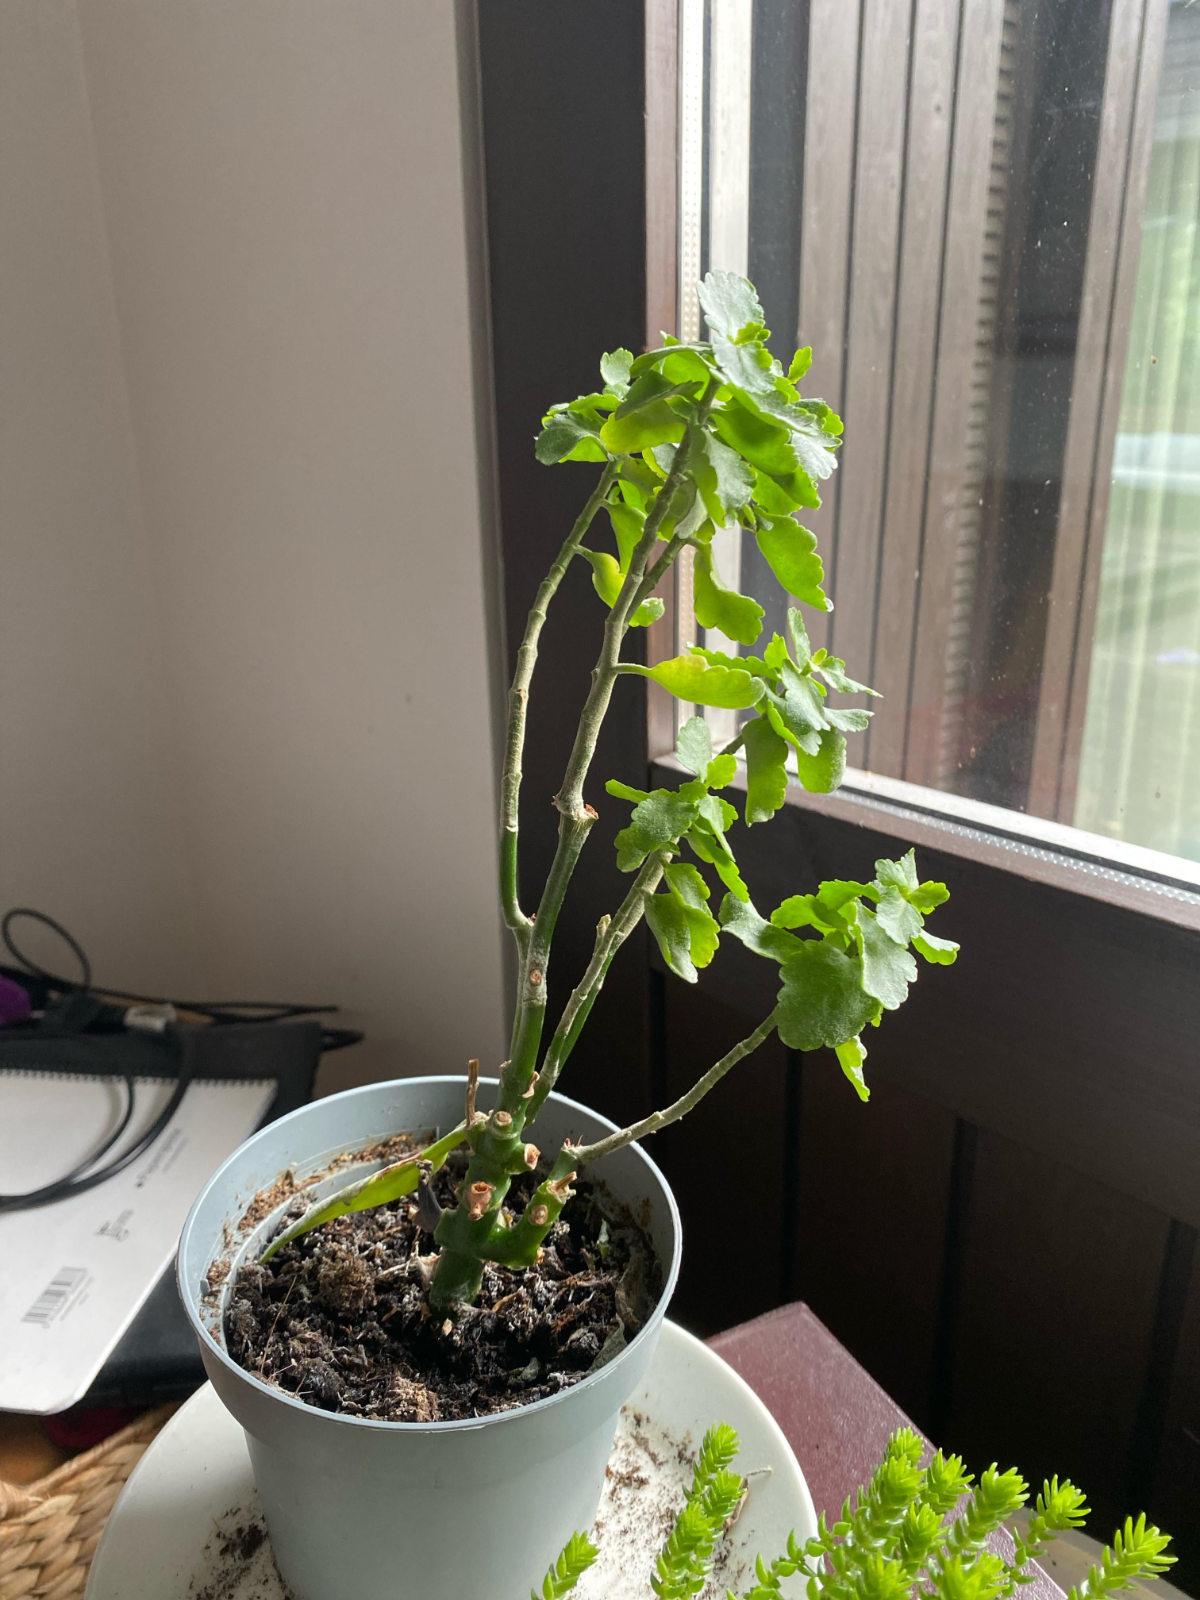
left=709, top=1302, right=1064, bottom=1600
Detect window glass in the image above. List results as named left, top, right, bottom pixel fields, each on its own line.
left=675, top=0, right=1200, bottom=869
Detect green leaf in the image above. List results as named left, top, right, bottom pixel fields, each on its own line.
left=686, top=825, right=749, bottom=902
left=763, top=633, right=789, bottom=673
left=753, top=468, right=805, bottom=514
left=824, top=706, right=873, bottom=732
left=629, top=654, right=766, bottom=710
left=600, top=348, right=634, bottom=397
left=535, top=1531, right=600, bottom=1600
left=536, top=415, right=607, bottom=465
left=600, top=403, right=687, bottom=455
left=719, top=894, right=806, bottom=963
left=772, top=879, right=874, bottom=934
left=676, top=714, right=713, bottom=776
left=693, top=544, right=765, bottom=647
left=836, top=1035, right=871, bottom=1101
left=614, top=790, right=700, bottom=871
left=645, top=891, right=698, bottom=982
left=583, top=549, right=623, bottom=608
left=875, top=851, right=919, bottom=894
left=260, top=1122, right=467, bottom=1262
left=743, top=715, right=790, bottom=825
left=910, top=880, right=951, bottom=913
left=582, top=549, right=662, bottom=627
left=763, top=662, right=828, bottom=756
left=606, top=500, right=645, bottom=569
left=793, top=726, right=846, bottom=793
left=875, top=885, right=924, bottom=945
left=698, top=792, right=737, bottom=833
left=788, top=346, right=813, bottom=381
left=711, top=330, right=777, bottom=396
left=704, top=752, right=738, bottom=789
left=606, top=778, right=650, bottom=803
left=754, top=519, right=831, bottom=611
left=697, top=268, right=765, bottom=338
left=858, top=908, right=919, bottom=1011
left=694, top=430, right=756, bottom=524
left=913, top=930, right=960, bottom=965
left=664, top=865, right=721, bottom=970
left=664, top=861, right=711, bottom=907
left=711, top=398, right=818, bottom=508
left=814, top=655, right=879, bottom=695
left=775, top=942, right=881, bottom=1051
left=600, top=372, right=690, bottom=454
left=661, top=346, right=714, bottom=385
left=787, top=607, right=813, bottom=668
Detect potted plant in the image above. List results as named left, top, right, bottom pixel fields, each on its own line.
left=178, top=271, right=961, bottom=1600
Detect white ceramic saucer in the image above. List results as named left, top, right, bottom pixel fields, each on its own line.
left=86, top=1319, right=816, bottom=1600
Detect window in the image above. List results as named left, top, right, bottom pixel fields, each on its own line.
left=659, top=0, right=1200, bottom=878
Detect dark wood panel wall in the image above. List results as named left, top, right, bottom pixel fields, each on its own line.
left=648, top=759, right=1200, bottom=1575
left=477, top=2, right=1200, bottom=1585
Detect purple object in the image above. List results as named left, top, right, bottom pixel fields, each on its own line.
left=0, top=974, right=32, bottom=1025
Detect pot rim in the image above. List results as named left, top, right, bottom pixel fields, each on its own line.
left=177, top=1074, right=682, bottom=1435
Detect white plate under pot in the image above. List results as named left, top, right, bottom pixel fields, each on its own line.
left=86, top=1319, right=817, bottom=1600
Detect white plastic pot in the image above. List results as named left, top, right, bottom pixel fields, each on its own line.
left=177, top=1075, right=682, bottom=1600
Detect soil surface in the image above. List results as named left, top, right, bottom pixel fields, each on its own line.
left=224, top=1152, right=662, bottom=1421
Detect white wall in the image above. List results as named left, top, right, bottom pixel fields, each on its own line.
left=0, top=2, right=205, bottom=997
left=1, top=1, right=506, bottom=1088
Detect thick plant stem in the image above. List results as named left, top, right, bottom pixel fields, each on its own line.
left=499, top=460, right=618, bottom=940
left=504, top=414, right=709, bottom=1109
left=552, top=1013, right=779, bottom=1172
left=528, top=851, right=671, bottom=1119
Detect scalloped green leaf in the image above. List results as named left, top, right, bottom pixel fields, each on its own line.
left=693, top=544, right=765, bottom=647
left=719, top=893, right=806, bottom=963
left=628, top=655, right=766, bottom=710
left=793, top=726, right=846, bottom=793
left=742, top=714, right=790, bottom=825
left=775, top=942, right=881, bottom=1052
left=645, top=891, right=698, bottom=982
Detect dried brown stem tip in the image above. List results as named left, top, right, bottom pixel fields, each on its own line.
left=529, top=1204, right=550, bottom=1227
left=465, top=1181, right=495, bottom=1221
left=492, top=1109, right=513, bottom=1131
left=465, top=1058, right=480, bottom=1126
left=524, top=1144, right=540, bottom=1169
left=546, top=1172, right=576, bottom=1199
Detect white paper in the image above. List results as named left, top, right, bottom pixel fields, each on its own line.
left=0, top=1073, right=275, bottom=1413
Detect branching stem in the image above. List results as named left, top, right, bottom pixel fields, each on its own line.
left=552, top=1012, right=778, bottom=1173
left=499, top=460, right=618, bottom=942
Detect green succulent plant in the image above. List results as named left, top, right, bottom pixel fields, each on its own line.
left=262, top=271, right=959, bottom=1310
left=533, top=1424, right=1174, bottom=1600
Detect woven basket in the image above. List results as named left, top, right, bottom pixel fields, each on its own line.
left=0, top=1406, right=178, bottom=1600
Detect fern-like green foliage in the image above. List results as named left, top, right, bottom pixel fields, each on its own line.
left=534, top=1530, right=599, bottom=1599
left=1066, top=1516, right=1176, bottom=1600
left=651, top=1423, right=745, bottom=1599
left=526, top=1424, right=1176, bottom=1600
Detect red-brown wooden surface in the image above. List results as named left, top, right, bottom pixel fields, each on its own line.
left=709, top=1303, right=1063, bottom=1600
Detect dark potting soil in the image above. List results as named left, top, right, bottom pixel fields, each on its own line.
left=223, top=1153, right=662, bottom=1422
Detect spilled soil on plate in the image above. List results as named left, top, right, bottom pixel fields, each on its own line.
left=223, top=1151, right=661, bottom=1422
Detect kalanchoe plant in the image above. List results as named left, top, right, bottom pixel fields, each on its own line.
left=532, top=1424, right=1175, bottom=1600
left=262, top=270, right=960, bottom=1309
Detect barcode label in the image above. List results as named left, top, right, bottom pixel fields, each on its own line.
left=22, top=1267, right=87, bottom=1327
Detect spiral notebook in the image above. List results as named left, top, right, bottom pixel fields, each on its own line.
left=0, top=1072, right=275, bottom=1413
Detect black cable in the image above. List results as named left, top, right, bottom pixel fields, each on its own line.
left=0, top=907, right=358, bottom=1209
left=2, top=908, right=91, bottom=990
left=0, top=1036, right=194, bottom=1214
left=1, top=907, right=337, bottom=1021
